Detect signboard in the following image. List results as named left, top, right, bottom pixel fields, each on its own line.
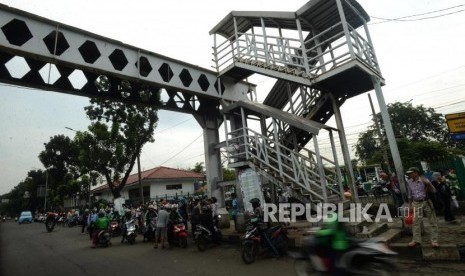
left=238, top=168, right=265, bottom=214
left=451, top=133, right=465, bottom=141
left=446, top=112, right=465, bottom=133
left=445, top=112, right=465, bottom=141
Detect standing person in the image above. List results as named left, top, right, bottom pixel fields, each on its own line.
left=388, top=173, right=404, bottom=211
left=210, top=197, right=219, bottom=227
left=432, top=172, right=456, bottom=222
left=177, top=197, right=188, bottom=231
left=81, top=209, right=89, bottom=234
left=87, top=208, right=98, bottom=240
left=445, top=168, right=460, bottom=207
left=154, top=204, right=170, bottom=249
left=406, top=167, right=439, bottom=248
left=189, top=197, right=201, bottom=236
left=231, top=193, right=239, bottom=231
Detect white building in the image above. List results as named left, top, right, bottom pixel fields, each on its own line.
left=91, top=166, right=205, bottom=204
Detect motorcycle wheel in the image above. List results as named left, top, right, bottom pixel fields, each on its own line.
left=197, top=237, right=207, bottom=251
left=45, top=220, right=55, bottom=232
left=128, top=235, right=136, bottom=245
left=241, top=243, right=255, bottom=264
left=180, top=236, right=188, bottom=248
left=294, top=260, right=314, bottom=276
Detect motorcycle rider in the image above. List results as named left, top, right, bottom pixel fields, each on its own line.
left=92, top=210, right=110, bottom=248
left=199, top=200, right=219, bottom=243
left=144, top=205, right=157, bottom=241
left=120, top=207, right=133, bottom=243
left=167, top=204, right=184, bottom=244
left=249, top=198, right=280, bottom=258
left=315, top=213, right=349, bottom=274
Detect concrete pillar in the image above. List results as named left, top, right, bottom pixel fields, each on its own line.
left=194, top=112, right=223, bottom=207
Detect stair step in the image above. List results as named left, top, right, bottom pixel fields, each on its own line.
left=375, top=228, right=403, bottom=244
left=355, top=223, right=388, bottom=239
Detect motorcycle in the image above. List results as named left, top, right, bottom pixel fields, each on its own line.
left=292, top=237, right=399, bottom=275
left=241, top=222, right=288, bottom=264
left=110, top=219, right=120, bottom=237
left=144, top=217, right=157, bottom=242
left=168, top=220, right=188, bottom=248
left=45, top=212, right=57, bottom=232
left=96, top=229, right=112, bottom=248
left=2, top=217, right=6, bottom=222
left=194, top=223, right=222, bottom=251
left=122, top=219, right=137, bottom=245
left=371, top=181, right=389, bottom=197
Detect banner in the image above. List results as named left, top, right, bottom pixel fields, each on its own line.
left=239, top=168, right=265, bottom=214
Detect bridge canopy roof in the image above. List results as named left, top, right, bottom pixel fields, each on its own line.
left=210, top=0, right=370, bottom=39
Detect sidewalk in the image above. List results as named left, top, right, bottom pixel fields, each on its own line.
left=220, top=216, right=465, bottom=261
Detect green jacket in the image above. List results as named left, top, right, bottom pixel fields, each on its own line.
left=316, top=223, right=349, bottom=251
left=94, top=216, right=109, bottom=230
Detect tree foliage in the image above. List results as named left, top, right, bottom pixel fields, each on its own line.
left=191, top=162, right=205, bottom=174
left=76, top=98, right=159, bottom=198
left=355, top=101, right=465, bottom=167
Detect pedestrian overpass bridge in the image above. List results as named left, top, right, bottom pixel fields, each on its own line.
left=0, top=0, right=406, bottom=207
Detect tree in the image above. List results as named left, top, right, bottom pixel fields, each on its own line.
left=191, top=162, right=205, bottom=174
left=38, top=135, right=81, bottom=204
left=222, top=166, right=236, bottom=181
left=76, top=97, right=160, bottom=198
left=355, top=101, right=465, bottom=167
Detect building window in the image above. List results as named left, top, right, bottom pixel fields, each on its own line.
left=166, top=184, right=182, bottom=190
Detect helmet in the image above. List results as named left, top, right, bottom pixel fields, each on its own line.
left=249, top=198, right=260, bottom=205
left=148, top=205, right=155, bottom=209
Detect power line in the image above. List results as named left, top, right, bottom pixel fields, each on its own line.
left=157, top=133, right=203, bottom=166
left=154, top=117, right=193, bottom=134
left=370, top=5, right=465, bottom=24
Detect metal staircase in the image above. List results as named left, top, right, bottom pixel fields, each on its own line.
left=212, top=0, right=384, bottom=204
left=224, top=124, right=342, bottom=204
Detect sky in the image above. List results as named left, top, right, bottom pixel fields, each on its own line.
left=1, top=0, right=465, bottom=195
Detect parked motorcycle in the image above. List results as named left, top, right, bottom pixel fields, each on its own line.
left=168, top=220, right=188, bottom=248
left=292, top=237, right=399, bottom=275
left=194, top=223, right=222, bottom=251
left=110, top=219, right=120, bottom=237
left=371, top=181, right=389, bottom=197
left=45, top=212, right=57, bottom=232
left=122, top=219, right=137, bottom=245
left=241, top=222, right=288, bottom=264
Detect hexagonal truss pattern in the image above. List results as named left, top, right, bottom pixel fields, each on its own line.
left=0, top=5, right=252, bottom=116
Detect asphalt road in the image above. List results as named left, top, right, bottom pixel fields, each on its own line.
left=1, top=220, right=465, bottom=276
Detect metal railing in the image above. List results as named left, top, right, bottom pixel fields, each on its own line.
left=212, top=20, right=380, bottom=79
left=226, top=127, right=342, bottom=202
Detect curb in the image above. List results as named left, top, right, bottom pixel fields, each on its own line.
left=390, top=243, right=460, bottom=261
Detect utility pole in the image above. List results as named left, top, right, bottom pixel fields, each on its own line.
left=44, top=170, right=48, bottom=211
left=368, top=93, right=392, bottom=174
left=137, top=153, right=144, bottom=205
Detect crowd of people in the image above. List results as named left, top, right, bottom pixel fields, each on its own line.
left=78, top=195, right=220, bottom=248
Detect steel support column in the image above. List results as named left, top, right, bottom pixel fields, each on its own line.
left=330, top=93, right=359, bottom=203
left=372, top=76, right=407, bottom=201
